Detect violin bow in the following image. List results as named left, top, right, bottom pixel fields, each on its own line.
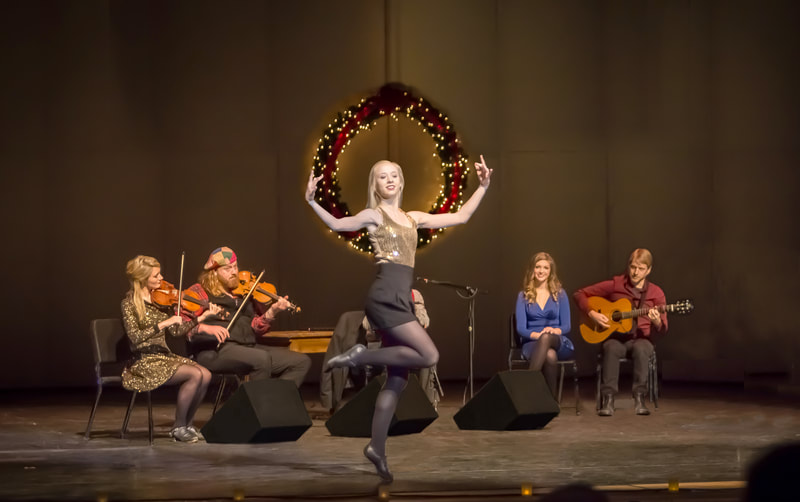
left=224, top=269, right=265, bottom=333
left=176, top=251, right=185, bottom=316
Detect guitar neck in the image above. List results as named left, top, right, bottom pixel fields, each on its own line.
left=621, top=303, right=668, bottom=320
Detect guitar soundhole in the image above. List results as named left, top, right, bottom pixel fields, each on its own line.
left=611, top=311, right=622, bottom=322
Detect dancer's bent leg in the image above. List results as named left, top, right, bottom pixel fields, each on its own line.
left=355, top=321, right=439, bottom=369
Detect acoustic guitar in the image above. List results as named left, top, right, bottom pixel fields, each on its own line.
left=580, top=296, right=694, bottom=344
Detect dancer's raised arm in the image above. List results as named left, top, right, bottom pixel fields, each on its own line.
left=407, top=154, right=493, bottom=229
left=305, top=171, right=379, bottom=232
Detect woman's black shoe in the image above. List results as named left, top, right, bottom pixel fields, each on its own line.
left=324, top=344, right=366, bottom=372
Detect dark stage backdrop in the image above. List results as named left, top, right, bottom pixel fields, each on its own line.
left=1, top=0, right=798, bottom=389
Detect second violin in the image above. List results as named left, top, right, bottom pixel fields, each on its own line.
left=151, top=279, right=225, bottom=317
left=233, top=270, right=301, bottom=313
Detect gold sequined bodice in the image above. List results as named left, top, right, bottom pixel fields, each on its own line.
left=368, top=207, right=418, bottom=267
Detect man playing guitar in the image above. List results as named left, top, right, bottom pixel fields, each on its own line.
left=574, top=248, right=668, bottom=417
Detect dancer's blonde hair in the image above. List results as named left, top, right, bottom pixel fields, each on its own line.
left=366, top=160, right=405, bottom=208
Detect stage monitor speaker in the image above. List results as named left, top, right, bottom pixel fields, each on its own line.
left=325, top=374, right=438, bottom=437
left=201, top=379, right=311, bottom=443
left=453, top=370, right=559, bottom=430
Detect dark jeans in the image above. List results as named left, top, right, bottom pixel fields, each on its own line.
left=600, top=337, right=653, bottom=395
left=195, top=343, right=311, bottom=387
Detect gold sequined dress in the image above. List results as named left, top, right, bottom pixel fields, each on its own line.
left=364, top=207, right=419, bottom=330
left=120, top=295, right=201, bottom=392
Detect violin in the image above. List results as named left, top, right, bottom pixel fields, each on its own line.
left=181, top=288, right=210, bottom=314
left=233, top=270, right=301, bottom=313
left=151, top=279, right=228, bottom=319
left=151, top=280, right=180, bottom=309
left=150, top=252, right=187, bottom=317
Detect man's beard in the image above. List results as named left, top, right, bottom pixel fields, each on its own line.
left=222, top=274, right=239, bottom=291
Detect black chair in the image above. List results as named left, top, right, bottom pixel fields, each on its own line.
left=85, top=318, right=155, bottom=445
left=508, top=314, right=580, bottom=414
left=595, top=350, right=659, bottom=410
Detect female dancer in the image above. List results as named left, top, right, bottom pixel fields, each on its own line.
left=305, top=156, right=492, bottom=481
left=121, top=255, right=221, bottom=442
left=514, top=252, right=574, bottom=397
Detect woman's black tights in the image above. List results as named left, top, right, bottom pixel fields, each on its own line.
left=165, top=364, right=211, bottom=428
left=528, top=333, right=562, bottom=397
left=351, top=320, right=438, bottom=458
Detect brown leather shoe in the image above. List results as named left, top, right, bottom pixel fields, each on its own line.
left=598, top=393, right=614, bottom=417
left=634, top=393, right=651, bottom=415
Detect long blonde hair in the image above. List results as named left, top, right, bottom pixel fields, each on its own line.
left=199, top=269, right=227, bottom=297
left=522, top=252, right=563, bottom=303
left=366, top=160, right=405, bottom=208
left=125, top=255, right=160, bottom=322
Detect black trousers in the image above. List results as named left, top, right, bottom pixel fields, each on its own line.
left=600, top=338, right=653, bottom=395
left=195, top=343, right=311, bottom=387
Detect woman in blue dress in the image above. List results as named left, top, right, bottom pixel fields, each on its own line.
left=515, top=251, right=574, bottom=398
left=306, top=156, right=492, bottom=482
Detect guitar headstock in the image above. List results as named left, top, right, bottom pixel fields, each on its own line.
left=671, top=299, right=694, bottom=315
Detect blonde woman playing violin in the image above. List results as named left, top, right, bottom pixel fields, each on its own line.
left=306, top=156, right=492, bottom=482
left=121, top=255, right=221, bottom=443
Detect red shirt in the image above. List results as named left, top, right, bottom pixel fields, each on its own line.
left=573, top=274, right=668, bottom=338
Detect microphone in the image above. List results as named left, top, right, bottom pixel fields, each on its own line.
left=416, top=276, right=488, bottom=294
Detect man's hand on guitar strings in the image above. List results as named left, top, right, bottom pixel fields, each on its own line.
left=589, top=310, right=610, bottom=329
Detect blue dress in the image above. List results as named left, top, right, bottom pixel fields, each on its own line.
left=514, top=290, right=574, bottom=360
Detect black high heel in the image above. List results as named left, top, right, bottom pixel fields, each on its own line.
left=364, top=444, right=393, bottom=482
left=324, top=344, right=366, bottom=373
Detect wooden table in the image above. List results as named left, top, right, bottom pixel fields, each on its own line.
left=259, top=330, right=334, bottom=354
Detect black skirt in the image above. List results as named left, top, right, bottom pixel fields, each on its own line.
left=365, top=262, right=417, bottom=330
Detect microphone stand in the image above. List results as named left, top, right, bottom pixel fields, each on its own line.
left=417, top=278, right=487, bottom=403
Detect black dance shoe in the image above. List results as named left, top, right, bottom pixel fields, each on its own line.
left=324, top=344, right=366, bottom=372
left=364, top=444, right=393, bottom=482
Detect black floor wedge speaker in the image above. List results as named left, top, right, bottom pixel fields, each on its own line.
left=325, top=374, right=438, bottom=437
left=201, top=379, right=312, bottom=443
left=453, top=370, right=559, bottom=430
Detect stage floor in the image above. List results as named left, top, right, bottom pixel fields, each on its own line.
left=0, top=380, right=797, bottom=501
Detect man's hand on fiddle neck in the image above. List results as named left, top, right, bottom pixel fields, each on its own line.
left=263, top=296, right=291, bottom=321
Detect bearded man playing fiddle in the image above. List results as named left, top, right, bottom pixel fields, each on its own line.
left=181, top=247, right=310, bottom=386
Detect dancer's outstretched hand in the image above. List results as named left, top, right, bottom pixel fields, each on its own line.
left=306, top=171, right=323, bottom=202
left=475, top=155, right=493, bottom=188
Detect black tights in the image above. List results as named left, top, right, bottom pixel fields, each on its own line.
left=527, top=333, right=562, bottom=397
left=164, top=364, right=211, bottom=428
left=350, top=320, right=438, bottom=458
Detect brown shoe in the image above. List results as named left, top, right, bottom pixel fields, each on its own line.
left=598, top=393, right=614, bottom=417
left=634, top=393, right=651, bottom=416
